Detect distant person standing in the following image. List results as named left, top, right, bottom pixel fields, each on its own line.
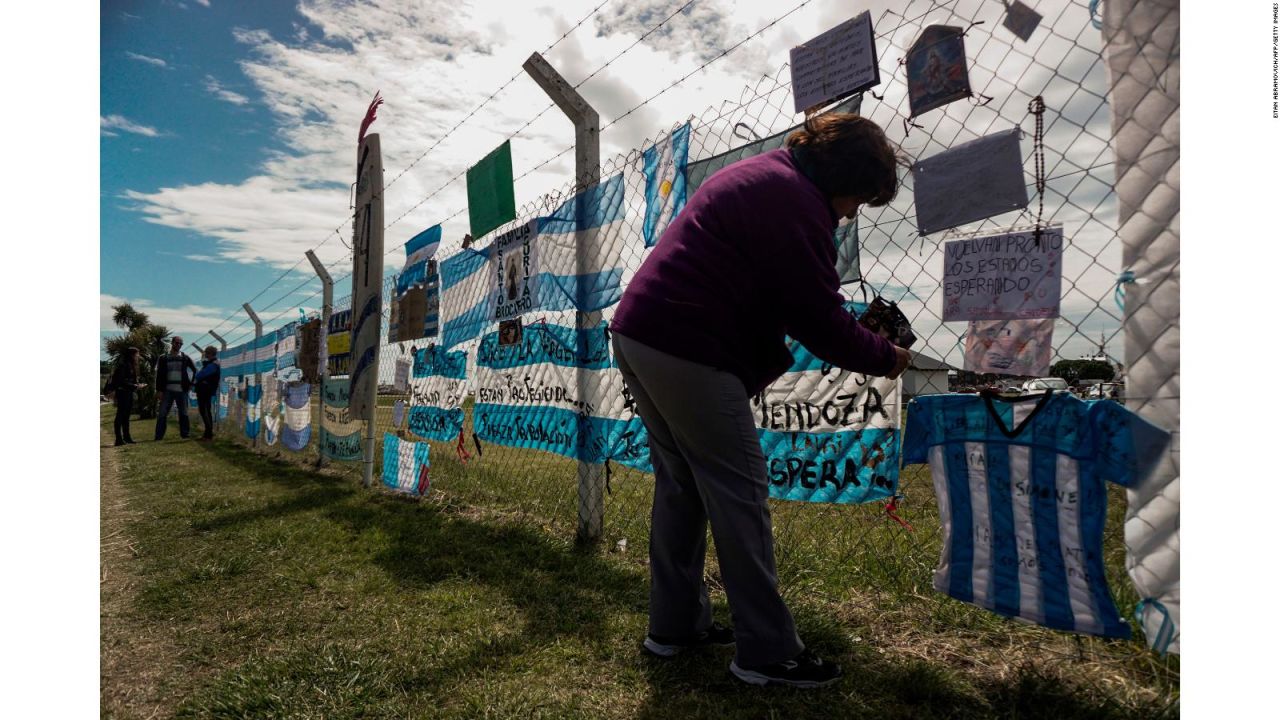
left=154, top=336, right=197, bottom=440
left=108, top=348, right=145, bottom=446
left=193, top=346, right=221, bottom=441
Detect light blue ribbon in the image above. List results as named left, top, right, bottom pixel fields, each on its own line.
left=1134, top=598, right=1176, bottom=656
left=1115, top=270, right=1136, bottom=312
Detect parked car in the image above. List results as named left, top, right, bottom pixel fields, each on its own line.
left=1086, top=382, right=1124, bottom=400
left=1021, top=377, right=1069, bottom=393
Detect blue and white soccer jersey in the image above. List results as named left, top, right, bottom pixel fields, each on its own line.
left=902, top=391, right=1170, bottom=638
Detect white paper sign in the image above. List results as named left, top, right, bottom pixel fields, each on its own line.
left=489, top=219, right=540, bottom=322
left=942, top=226, right=1063, bottom=321
left=394, top=357, right=411, bottom=392
left=790, top=11, right=880, bottom=113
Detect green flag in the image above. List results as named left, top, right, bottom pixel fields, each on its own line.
left=466, top=140, right=517, bottom=240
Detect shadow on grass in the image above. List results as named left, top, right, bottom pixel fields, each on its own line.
left=186, top=439, right=1172, bottom=720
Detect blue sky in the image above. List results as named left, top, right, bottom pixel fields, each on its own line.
left=101, top=1, right=320, bottom=344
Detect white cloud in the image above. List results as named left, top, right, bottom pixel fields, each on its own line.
left=100, top=293, right=236, bottom=339
left=125, top=51, right=168, bottom=68
left=195, top=0, right=211, bottom=6
left=122, top=0, right=852, bottom=270
left=204, top=75, right=250, bottom=105
left=101, top=114, right=161, bottom=137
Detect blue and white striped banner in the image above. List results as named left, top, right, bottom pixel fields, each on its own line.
left=406, top=345, right=467, bottom=442
left=320, top=376, right=362, bottom=461
left=472, top=321, right=650, bottom=470
left=438, top=173, right=628, bottom=350
left=244, top=376, right=262, bottom=440
left=382, top=433, right=432, bottom=496
left=396, top=224, right=442, bottom=295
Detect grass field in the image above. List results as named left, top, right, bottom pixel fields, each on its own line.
left=102, top=405, right=1178, bottom=718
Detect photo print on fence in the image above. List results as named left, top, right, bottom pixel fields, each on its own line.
left=489, top=219, right=540, bottom=322
left=964, top=318, right=1054, bottom=376
left=906, top=25, right=973, bottom=118
left=911, top=128, right=1029, bottom=235
left=789, top=10, right=880, bottom=113
left=942, top=225, right=1063, bottom=322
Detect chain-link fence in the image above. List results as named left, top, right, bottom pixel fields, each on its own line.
left=202, top=0, right=1178, bottom=712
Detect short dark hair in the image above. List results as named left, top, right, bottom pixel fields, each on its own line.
left=785, top=113, right=902, bottom=207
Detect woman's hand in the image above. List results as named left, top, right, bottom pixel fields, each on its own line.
left=885, top=346, right=912, bottom=380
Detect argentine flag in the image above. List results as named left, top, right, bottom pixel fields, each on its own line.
left=472, top=321, right=650, bottom=470
left=902, top=392, right=1171, bottom=639
left=396, top=224, right=442, bottom=295
left=438, top=173, right=628, bottom=350
left=382, top=433, right=432, bottom=496
left=244, top=376, right=262, bottom=440
left=641, top=122, right=691, bottom=247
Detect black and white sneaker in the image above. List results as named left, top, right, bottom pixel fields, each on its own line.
left=729, top=649, right=843, bottom=688
left=643, top=622, right=736, bottom=657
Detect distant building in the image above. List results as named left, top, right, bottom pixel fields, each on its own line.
left=903, top=353, right=957, bottom=399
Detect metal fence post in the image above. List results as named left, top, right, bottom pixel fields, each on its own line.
left=306, top=250, right=334, bottom=468
left=523, top=51, right=605, bottom=544
left=243, top=303, right=263, bottom=449
left=208, top=331, right=227, bottom=352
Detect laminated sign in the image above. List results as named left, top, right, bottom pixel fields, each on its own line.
left=789, top=11, right=880, bottom=112
left=911, top=128, right=1028, bottom=235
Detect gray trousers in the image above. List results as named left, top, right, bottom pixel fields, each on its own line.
left=612, top=332, right=803, bottom=666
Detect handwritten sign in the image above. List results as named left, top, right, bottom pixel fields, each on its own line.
left=942, top=226, right=1063, bottom=322
left=790, top=11, right=880, bottom=113
left=394, top=357, right=411, bottom=392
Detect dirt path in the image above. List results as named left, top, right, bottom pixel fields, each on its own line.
left=100, top=426, right=176, bottom=720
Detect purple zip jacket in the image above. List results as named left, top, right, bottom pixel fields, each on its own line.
left=611, top=148, right=897, bottom=397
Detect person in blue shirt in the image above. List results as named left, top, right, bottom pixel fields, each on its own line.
left=193, top=346, right=221, bottom=441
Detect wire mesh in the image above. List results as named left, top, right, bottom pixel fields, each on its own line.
left=210, top=0, right=1178, bottom=711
